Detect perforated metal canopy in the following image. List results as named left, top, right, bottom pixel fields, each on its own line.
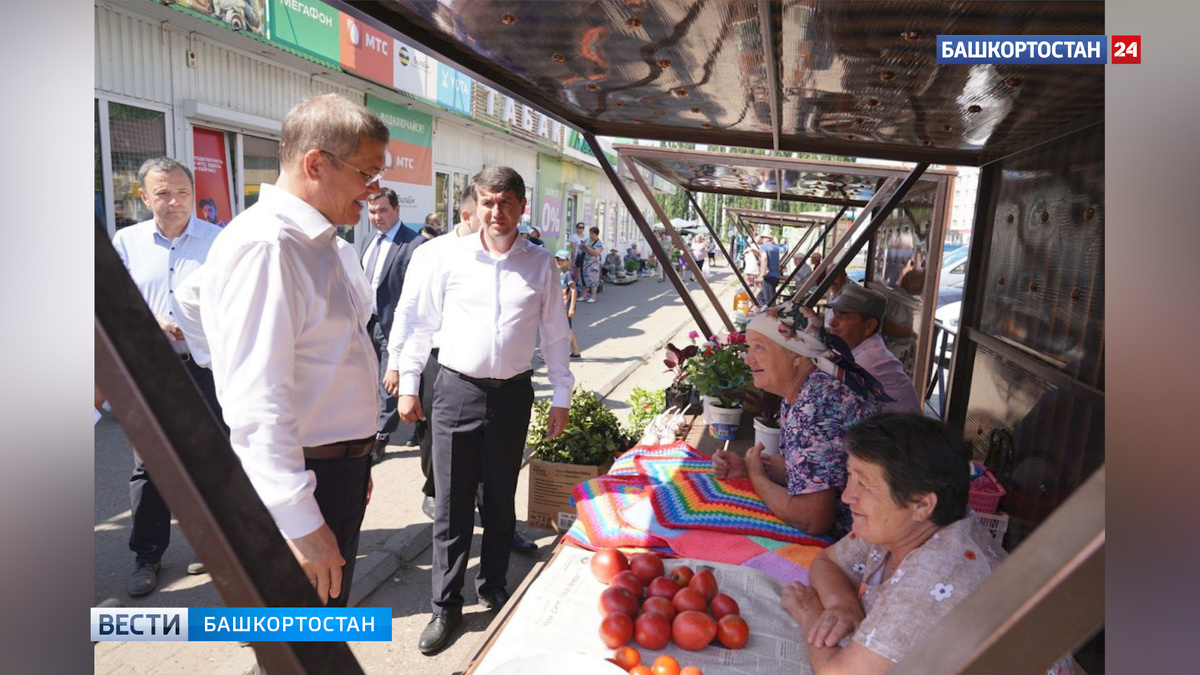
left=339, top=0, right=1103, bottom=165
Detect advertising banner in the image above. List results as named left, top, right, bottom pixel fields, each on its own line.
left=175, top=0, right=266, bottom=35
left=268, top=0, right=340, bottom=64
left=339, top=15, right=393, bottom=84
left=537, top=154, right=564, bottom=240
left=367, top=95, right=434, bottom=228
left=436, top=64, right=473, bottom=116
left=192, top=127, right=233, bottom=228
left=392, top=36, right=435, bottom=101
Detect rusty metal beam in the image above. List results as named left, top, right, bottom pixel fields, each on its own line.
left=588, top=135, right=713, bottom=338
left=623, top=154, right=734, bottom=333
left=893, top=467, right=1105, bottom=674
left=687, top=191, right=758, bottom=308
left=94, top=220, right=364, bottom=674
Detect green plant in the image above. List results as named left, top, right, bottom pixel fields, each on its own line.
left=625, top=258, right=641, bottom=275
left=527, top=389, right=629, bottom=465
left=624, top=387, right=665, bottom=441
left=684, top=332, right=752, bottom=408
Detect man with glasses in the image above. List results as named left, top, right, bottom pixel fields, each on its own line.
left=178, top=94, right=387, bottom=607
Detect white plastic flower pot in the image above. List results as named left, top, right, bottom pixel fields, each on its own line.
left=703, top=400, right=742, bottom=440
left=753, top=417, right=782, bottom=456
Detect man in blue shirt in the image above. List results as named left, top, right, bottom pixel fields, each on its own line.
left=757, top=233, right=784, bottom=306
left=110, top=157, right=224, bottom=597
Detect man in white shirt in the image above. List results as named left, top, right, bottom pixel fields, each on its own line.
left=396, top=166, right=573, bottom=654
left=111, top=156, right=223, bottom=597
left=826, top=285, right=922, bottom=414
left=181, top=93, right=387, bottom=607
left=361, top=187, right=425, bottom=462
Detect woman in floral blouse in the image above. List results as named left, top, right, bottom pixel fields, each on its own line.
left=781, top=413, right=1075, bottom=674
left=713, top=300, right=886, bottom=537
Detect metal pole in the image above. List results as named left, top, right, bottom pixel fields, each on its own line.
left=776, top=206, right=847, bottom=299
left=94, top=220, right=364, bottom=674
left=597, top=139, right=712, bottom=338
left=622, top=154, right=735, bottom=333
left=802, top=165, right=929, bottom=305
left=687, top=191, right=757, bottom=307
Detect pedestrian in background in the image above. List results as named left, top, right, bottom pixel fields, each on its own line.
left=556, top=248, right=582, bottom=357
left=580, top=226, right=604, bottom=302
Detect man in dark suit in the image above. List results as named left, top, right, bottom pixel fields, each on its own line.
left=363, top=187, right=425, bottom=461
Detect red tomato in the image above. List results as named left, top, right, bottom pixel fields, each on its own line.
left=671, top=587, right=707, bottom=613
left=687, top=569, right=719, bottom=602
left=680, top=667, right=702, bottom=675
left=611, top=570, right=645, bottom=598
left=629, top=552, right=666, bottom=584
left=634, top=611, right=671, bottom=650
left=716, top=614, right=749, bottom=649
left=651, top=654, right=681, bottom=675
left=599, top=586, right=640, bottom=617
left=629, top=666, right=653, bottom=675
left=647, top=576, right=681, bottom=601
left=592, top=548, right=630, bottom=584
left=599, top=611, right=634, bottom=648
left=672, top=610, right=717, bottom=651
left=709, top=593, right=740, bottom=620
left=613, top=645, right=641, bottom=671
left=668, top=565, right=694, bottom=588
left=640, top=595, right=677, bottom=622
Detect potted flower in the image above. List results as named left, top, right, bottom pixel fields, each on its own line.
left=663, top=336, right=700, bottom=411
left=684, top=332, right=753, bottom=440
left=741, top=387, right=783, bottom=455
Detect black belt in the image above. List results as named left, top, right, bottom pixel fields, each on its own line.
left=442, top=367, right=532, bottom=389
left=302, top=436, right=375, bottom=460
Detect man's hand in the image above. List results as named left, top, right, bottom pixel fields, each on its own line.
left=712, top=449, right=747, bottom=480
left=285, top=523, right=345, bottom=605
left=382, top=369, right=399, bottom=397
left=155, top=315, right=184, bottom=342
left=545, top=406, right=569, bottom=439
left=366, top=476, right=374, bottom=505
left=398, top=395, right=425, bottom=424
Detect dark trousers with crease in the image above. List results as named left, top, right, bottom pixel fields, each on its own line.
left=429, top=368, right=533, bottom=613
left=129, top=357, right=225, bottom=565
left=418, top=349, right=440, bottom=497
left=369, top=317, right=401, bottom=439
left=307, top=454, right=372, bottom=608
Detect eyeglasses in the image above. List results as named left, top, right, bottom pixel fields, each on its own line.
left=319, top=150, right=383, bottom=186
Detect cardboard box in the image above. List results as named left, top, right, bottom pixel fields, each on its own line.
left=526, top=457, right=614, bottom=532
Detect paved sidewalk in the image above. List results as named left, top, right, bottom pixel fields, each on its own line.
left=93, top=264, right=739, bottom=674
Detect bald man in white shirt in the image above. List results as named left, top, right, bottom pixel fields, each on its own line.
left=396, top=166, right=573, bottom=654
left=180, top=94, right=387, bottom=607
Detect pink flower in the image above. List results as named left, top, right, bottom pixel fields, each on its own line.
left=688, top=330, right=700, bottom=340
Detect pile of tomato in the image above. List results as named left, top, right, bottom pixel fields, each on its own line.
left=612, top=648, right=700, bottom=675
left=591, top=548, right=750, bottom=655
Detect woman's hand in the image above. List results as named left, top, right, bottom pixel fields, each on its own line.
left=804, top=603, right=864, bottom=647
left=761, top=451, right=787, bottom=485
left=744, top=443, right=766, bottom=478
left=712, top=449, right=746, bottom=480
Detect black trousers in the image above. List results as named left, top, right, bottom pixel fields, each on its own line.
left=429, top=368, right=533, bottom=613
left=307, top=454, right=372, bottom=608
left=758, top=275, right=780, bottom=306
left=369, top=318, right=400, bottom=439
left=129, top=357, right=225, bottom=565
left=418, top=349, right=440, bottom=497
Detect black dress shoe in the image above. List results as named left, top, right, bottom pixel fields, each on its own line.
left=369, top=435, right=388, bottom=465
left=478, top=588, right=510, bottom=611
left=418, top=612, right=461, bottom=654
left=511, top=531, right=538, bottom=555
left=127, top=561, right=161, bottom=597
left=421, top=495, right=436, bottom=520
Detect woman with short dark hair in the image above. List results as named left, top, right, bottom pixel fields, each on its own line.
left=780, top=413, right=1077, bottom=674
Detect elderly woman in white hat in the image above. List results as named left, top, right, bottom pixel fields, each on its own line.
left=714, top=300, right=889, bottom=537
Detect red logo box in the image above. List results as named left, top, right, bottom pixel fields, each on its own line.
left=1112, top=35, right=1141, bottom=64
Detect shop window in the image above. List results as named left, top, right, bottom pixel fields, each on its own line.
left=107, top=102, right=168, bottom=231
left=436, top=169, right=470, bottom=226
left=243, top=135, right=280, bottom=210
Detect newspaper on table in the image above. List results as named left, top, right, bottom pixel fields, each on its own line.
left=475, top=545, right=813, bottom=675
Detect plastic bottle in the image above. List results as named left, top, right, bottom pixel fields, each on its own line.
left=732, top=289, right=751, bottom=314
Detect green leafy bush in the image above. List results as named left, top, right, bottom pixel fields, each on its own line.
left=624, top=387, right=664, bottom=441
left=684, top=332, right=752, bottom=408
left=527, top=389, right=629, bottom=465
left=625, top=258, right=641, bottom=274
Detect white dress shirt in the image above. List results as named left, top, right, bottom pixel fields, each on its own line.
left=361, top=221, right=402, bottom=314
left=852, top=333, right=922, bottom=414
left=384, top=230, right=463, bottom=370
left=176, top=183, right=379, bottom=539
left=395, top=231, right=575, bottom=407
left=112, top=215, right=222, bottom=320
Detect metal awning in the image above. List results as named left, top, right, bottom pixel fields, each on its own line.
left=725, top=208, right=842, bottom=229
left=340, top=0, right=1103, bottom=166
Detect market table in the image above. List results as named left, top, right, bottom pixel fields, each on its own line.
left=457, top=412, right=797, bottom=674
